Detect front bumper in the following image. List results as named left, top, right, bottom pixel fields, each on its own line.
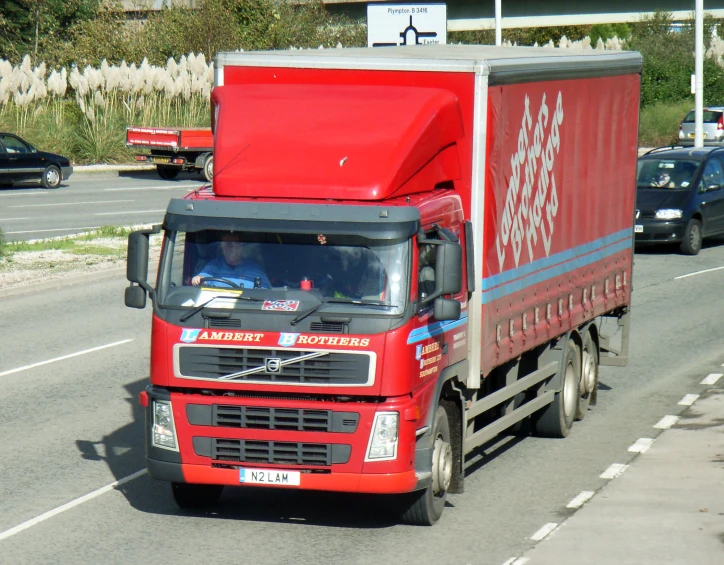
left=147, top=458, right=418, bottom=493
left=61, top=165, right=73, bottom=180
left=634, top=219, right=688, bottom=244
left=143, top=386, right=425, bottom=495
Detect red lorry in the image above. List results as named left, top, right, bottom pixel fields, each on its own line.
left=125, top=45, right=641, bottom=525
left=126, top=126, right=213, bottom=181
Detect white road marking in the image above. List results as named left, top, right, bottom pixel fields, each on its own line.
left=628, top=438, right=654, bottom=453
left=0, top=469, right=147, bottom=541
left=600, top=463, right=628, bottom=479
left=0, top=217, right=30, bottom=221
left=95, top=209, right=166, bottom=216
left=566, top=491, right=595, bottom=509
left=678, top=394, right=700, bottom=406
left=5, top=226, right=100, bottom=235
left=675, top=265, right=724, bottom=279
left=701, top=373, right=723, bottom=385
left=502, top=559, right=530, bottom=565
left=530, top=523, right=558, bottom=541
left=0, top=339, right=133, bottom=377
left=104, top=185, right=203, bottom=192
left=0, top=191, right=47, bottom=197
left=9, top=200, right=133, bottom=208
left=654, top=415, right=680, bottom=429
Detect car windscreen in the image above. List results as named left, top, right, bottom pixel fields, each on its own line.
left=636, top=158, right=700, bottom=189
left=682, top=110, right=723, bottom=124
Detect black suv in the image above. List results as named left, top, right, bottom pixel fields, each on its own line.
left=635, top=146, right=724, bottom=255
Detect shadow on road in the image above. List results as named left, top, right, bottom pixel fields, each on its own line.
left=635, top=235, right=724, bottom=255
left=118, top=170, right=208, bottom=183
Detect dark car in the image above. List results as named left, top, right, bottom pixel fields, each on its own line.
left=635, top=146, right=724, bottom=255
left=0, top=132, right=73, bottom=189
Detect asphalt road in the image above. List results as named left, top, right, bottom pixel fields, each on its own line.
left=2, top=242, right=724, bottom=565
left=0, top=170, right=205, bottom=242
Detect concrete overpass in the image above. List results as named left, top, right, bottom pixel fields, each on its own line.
left=118, top=1, right=724, bottom=32
left=324, top=0, right=724, bottom=31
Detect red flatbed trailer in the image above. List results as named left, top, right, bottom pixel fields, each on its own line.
left=126, top=126, right=213, bottom=181
left=125, top=45, right=641, bottom=525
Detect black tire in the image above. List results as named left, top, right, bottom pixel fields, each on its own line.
left=171, top=482, right=223, bottom=509
left=400, top=405, right=452, bottom=526
left=203, top=154, right=213, bottom=182
left=575, top=331, right=599, bottom=421
left=680, top=218, right=702, bottom=255
left=157, top=165, right=180, bottom=180
left=41, top=165, right=61, bottom=189
left=534, top=339, right=581, bottom=438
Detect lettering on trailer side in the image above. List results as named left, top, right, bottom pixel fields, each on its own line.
left=496, top=92, right=565, bottom=271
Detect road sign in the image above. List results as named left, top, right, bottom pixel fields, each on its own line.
left=367, top=4, right=447, bottom=48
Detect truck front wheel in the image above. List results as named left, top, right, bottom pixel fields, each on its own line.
left=157, top=165, right=180, bottom=180
left=400, top=404, right=451, bottom=526
left=171, top=482, right=223, bottom=509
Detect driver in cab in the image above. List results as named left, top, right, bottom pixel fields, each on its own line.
left=191, top=232, right=271, bottom=288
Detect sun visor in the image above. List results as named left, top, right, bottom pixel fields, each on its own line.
left=211, top=83, right=464, bottom=200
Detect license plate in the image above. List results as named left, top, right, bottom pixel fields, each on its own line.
left=239, top=468, right=301, bottom=486
left=153, top=157, right=171, bottom=163
left=635, top=225, right=643, bottom=233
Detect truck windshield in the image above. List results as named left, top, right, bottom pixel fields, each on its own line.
left=156, top=229, right=410, bottom=316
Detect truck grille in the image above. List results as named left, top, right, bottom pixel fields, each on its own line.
left=186, top=404, right=360, bottom=433
left=176, top=346, right=372, bottom=386
left=193, top=438, right=351, bottom=466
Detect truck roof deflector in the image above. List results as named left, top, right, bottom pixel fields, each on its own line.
left=211, top=84, right=464, bottom=200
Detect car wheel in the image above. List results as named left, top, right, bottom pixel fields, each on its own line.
left=203, top=154, right=213, bottom=182
left=41, top=165, right=61, bottom=189
left=680, top=218, right=703, bottom=255
left=157, top=165, right=180, bottom=180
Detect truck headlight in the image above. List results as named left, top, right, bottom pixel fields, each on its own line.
left=152, top=400, right=178, bottom=451
left=365, top=412, right=399, bottom=461
left=655, top=209, right=683, bottom=220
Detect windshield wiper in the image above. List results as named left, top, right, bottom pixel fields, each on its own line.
left=180, top=294, right=263, bottom=322
left=290, top=297, right=393, bottom=326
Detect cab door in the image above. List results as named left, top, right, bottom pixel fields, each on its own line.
left=698, top=157, right=724, bottom=235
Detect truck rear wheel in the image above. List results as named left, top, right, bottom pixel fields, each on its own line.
left=576, top=332, right=598, bottom=420
left=203, top=154, right=213, bottom=182
left=400, top=404, right=451, bottom=526
left=157, top=165, right=180, bottom=180
left=534, top=339, right=580, bottom=438
left=171, top=482, right=223, bottom=509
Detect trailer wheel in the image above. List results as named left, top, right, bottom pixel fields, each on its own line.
left=171, top=482, right=223, bottom=509
left=576, top=332, right=599, bottom=420
left=535, top=339, right=580, bottom=438
left=203, top=154, right=213, bottom=182
left=157, top=165, right=180, bottom=180
left=400, top=405, right=451, bottom=526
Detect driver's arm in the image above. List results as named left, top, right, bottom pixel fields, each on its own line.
left=191, top=262, right=215, bottom=286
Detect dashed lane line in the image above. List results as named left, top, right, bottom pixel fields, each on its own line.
left=0, top=339, right=133, bottom=377
left=0, top=469, right=147, bottom=541
left=678, top=394, right=700, bottom=406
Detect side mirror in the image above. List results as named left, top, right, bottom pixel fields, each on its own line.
left=434, top=241, right=463, bottom=296
left=127, top=229, right=153, bottom=292
left=433, top=297, right=461, bottom=321
left=125, top=285, right=147, bottom=309
left=706, top=183, right=721, bottom=192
